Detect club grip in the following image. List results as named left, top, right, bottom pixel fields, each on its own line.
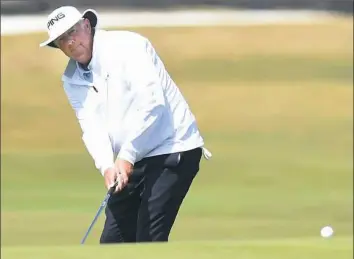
left=107, top=181, right=118, bottom=196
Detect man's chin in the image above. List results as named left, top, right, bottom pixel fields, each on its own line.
left=72, top=53, right=86, bottom=64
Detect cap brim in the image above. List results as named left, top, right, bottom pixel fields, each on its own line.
left=40, top=40, right=57, bottom=48
left=39, top=8, right=98, bottom=49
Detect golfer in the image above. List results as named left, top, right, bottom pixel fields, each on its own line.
left=40, top=6, right=211, bottom=243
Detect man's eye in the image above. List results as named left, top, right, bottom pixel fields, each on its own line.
left=67, top=28, right=76, bottom=35
left=56, top=37, right=63, bottom=44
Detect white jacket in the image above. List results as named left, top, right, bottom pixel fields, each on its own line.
left=61, top=30, right=210, bottom=176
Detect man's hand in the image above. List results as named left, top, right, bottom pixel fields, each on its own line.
left=103, top=167, right=118, bottom=191
left=115, top=159, right=134, bottom=192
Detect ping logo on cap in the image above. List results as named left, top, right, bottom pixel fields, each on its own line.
left=47, top=13, right=66, bottom=29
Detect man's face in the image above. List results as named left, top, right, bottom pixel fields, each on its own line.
left=54, top=19, right=93, bottom=65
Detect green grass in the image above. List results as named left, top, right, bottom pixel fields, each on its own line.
left=1, top=238, right=352, bottom=259
left=1, top=18, right=353, bottom=258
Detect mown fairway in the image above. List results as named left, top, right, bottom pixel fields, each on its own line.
left=1, top=15, right=353, bottom=258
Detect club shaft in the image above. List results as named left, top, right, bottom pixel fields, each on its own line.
left=80, top=183, right=117, bottom=244
left=80, top=194, right=111, bottom=244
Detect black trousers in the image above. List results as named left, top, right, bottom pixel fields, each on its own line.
left=99, top=147, right=202, bottom=243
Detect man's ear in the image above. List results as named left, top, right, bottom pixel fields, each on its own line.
left=84, top=19, right=91, bottom=31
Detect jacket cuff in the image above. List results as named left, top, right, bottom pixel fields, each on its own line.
left=117, top=143, right=137, bottom=165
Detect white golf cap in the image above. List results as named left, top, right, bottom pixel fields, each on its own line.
left=39, top=6, right=98, bottom=48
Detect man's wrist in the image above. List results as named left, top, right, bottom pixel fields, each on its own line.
left=101, top=163, right=115, bottom=176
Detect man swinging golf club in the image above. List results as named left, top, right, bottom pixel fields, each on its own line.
left=40, top=6, right=211, bottom=243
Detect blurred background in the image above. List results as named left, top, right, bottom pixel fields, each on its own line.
left=1, top=0, right=353, bottom=258
left=1, top=0, right=353, bottom=14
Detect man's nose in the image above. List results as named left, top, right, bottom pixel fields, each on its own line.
left=67, top=39, right=75, bottom=49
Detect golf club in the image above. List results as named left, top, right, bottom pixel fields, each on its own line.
left=80, top=181, right=118, bottom=244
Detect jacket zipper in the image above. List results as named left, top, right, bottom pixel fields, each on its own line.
left=105, top=73, right=115, bottom=155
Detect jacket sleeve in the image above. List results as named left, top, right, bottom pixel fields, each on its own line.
left=117, top=40, right=167, bottom=164
left=63, top=83, right=115, bottom=176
